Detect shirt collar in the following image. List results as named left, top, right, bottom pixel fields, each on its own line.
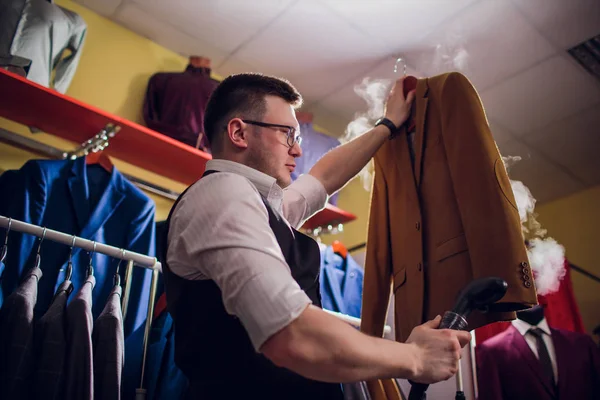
left=512, top=317, right=552, bottom=337
left=206, top=159, right=284, bottom=212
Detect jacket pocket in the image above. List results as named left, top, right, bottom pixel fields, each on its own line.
left=435, top=234, right=468, bottom=262
left=393, top=267, right=407, bottom=292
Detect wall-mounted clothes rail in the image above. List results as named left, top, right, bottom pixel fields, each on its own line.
left=0, top=215, right=159, bottom=399
left=0, top=127, right=180, bottom=201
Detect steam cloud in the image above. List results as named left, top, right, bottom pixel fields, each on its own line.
left=342, top=77, right=393, bottom=190
left=504, top=157, right=566, bottom=296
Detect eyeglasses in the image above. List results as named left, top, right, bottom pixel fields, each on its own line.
left=242, top=120, right=302, bottom=147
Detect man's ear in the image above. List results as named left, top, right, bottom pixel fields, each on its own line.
left=226, top=118, right=249, bottom=149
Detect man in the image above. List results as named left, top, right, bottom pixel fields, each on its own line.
left=164, top=73, right=471, bottom=399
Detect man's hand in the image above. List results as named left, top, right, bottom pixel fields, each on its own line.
left=384, top=76, right=416, bottom=128
left=405, top=316, right=472, bottom=384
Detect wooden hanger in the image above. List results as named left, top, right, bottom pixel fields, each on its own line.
left=86, top=151, right=113, bottom=172
left=332, top=240, right=347, bottom=259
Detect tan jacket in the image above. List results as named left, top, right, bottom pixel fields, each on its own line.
left=360, top=72, right=538, bottom=400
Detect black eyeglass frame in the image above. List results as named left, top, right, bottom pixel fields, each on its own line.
left=242, top=119, right=302, bottom=147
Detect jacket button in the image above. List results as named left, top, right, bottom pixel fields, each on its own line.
left=520, top=261, right=528, bottom=268
left=417, top=262, right=422, bottom=271
left=524, top=281, right=532, bottom=288
left=522, top=267, right=529, bottom=275
left=416, top=222, right=421, bottom=231
left=523, top=274, right=530, bottom=281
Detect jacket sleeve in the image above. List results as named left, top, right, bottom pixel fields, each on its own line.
left=476, top=345, right=503, bottom=400
left=53, top=8, right=87, bottom=94
left=0, top=162, right=48, bottom=293
left=439, top=72, right=537, bottom=308
left=360, top=155, right=394, bottom=338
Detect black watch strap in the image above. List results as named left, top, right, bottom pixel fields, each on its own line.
left=375, top=117, right=399, bottom=137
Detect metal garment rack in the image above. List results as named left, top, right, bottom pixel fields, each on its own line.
left=0, top=215, right=159, bottom=398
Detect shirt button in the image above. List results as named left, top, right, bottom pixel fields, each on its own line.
left=349, top=272, right=356, bottom=278
left=415, top=222, right=421, bottom=231
left=417, top=262, right=422, bottom=271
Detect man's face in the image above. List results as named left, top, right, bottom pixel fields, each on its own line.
left=245, top=95, right=302, bottom=188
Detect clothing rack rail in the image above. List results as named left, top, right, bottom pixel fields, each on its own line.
left=0, top=215, right=159, bottom=399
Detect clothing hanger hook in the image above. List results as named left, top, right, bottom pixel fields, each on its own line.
left=65, top=235, right=76, bottom=281
left=0, top=217, right=11, bottom=263
left=114, top=248, right=125, bottom=287
left=34, top=227, right=47, bottom=269
left=87, top=241, right=96, bottom=277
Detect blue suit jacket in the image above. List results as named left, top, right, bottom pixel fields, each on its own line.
left=0, top=158, right=155, bottom=337
left=319, top=246, right=363, bottom=318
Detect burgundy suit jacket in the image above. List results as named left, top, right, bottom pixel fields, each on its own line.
left=477, top=325, right=600, bottom=400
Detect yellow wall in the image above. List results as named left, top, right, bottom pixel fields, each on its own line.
left=535, top=185, right=600, bottom=336
left=0, top=0, right=215, bottom=220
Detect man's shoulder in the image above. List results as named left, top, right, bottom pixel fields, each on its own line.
left=176, top=172, right=264, bottom=214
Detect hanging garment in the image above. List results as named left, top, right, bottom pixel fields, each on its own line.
left=361, top=72, right=537, bottom=400
left=291, top=122, right=341, bottom=205
left=162, top=170, right=344, bottom=400
left=0, top=158, right=155, bottom=338
left=320, top=245, right=363, bottom=318
left=144, top=311, right=188, bottom=400
left=0, top=0, right=86, bottom=93
left=32, top=279, right=72, bottom=400
left=143, top=65, right=218, bottom=149
left=477, top=324, right=600, bottom=400
left=92, top=284, right=124, bottom=400
left=0, top=266, right=42, bottom=400
left=64, top=275, right=95, bottom=400
left=475, top=260, right=585, bottom=345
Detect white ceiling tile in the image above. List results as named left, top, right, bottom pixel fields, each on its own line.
left=114, top=3, right=228, bottom=65
left=214, top=58, right=263, bottom=79
left=480, top=55, right=600, bottom=135
left=515, top=168, right=585, bottom=205
left=315, top=57, right=421, bottom=121
left=288, top=58, right=383, bottom=105
left=234, top=1, right=389, bottom=77
left=568, top=157, right=600, bottom=186
left=511, top=0, right=600, bottom=49
left=402, top=0, right=556, bottom=90
left=132, top=0, right=295, bottom=53
left=523, top=103, right=600, bottom=168
left=322, top=0, right=477, bottom=49
left=74, top=0, right=122, bottom=17
left=489, top=120, right=516, bottom=145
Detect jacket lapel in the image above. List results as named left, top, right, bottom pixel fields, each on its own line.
left=79, top=167, right=125, bottom=242
left=68, top=159, right=90, bottom=232
left=510, top=325, right=556, bottom=397
left=413, top=79, right=429, bottom=187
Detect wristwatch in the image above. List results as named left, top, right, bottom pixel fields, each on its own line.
left=375, top=117, right=400, bottom=138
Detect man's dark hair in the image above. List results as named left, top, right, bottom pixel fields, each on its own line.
left=203, top=73, right=302, bottom=154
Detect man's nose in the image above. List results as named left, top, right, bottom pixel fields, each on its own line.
left=289, top=141, right=302, bottom=157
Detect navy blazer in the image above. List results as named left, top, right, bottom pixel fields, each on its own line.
left=319, top=246, right=364, bottom=318
left=477, top=325, right=600, bottom=400
left=0, top=158, right=155, bottom=337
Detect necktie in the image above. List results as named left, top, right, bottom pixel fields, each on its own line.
left=529, top=328, right=556, bottom=388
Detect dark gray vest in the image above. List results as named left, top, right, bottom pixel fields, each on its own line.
left=162, top=171, right=343, bottom=399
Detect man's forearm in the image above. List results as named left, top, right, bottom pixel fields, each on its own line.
left=261, top=305, right=417, bottom=383
left=308, top=125, right=390, bottom=195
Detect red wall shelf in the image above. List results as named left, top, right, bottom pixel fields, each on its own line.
left=0, top=69, right=356, bottom=229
